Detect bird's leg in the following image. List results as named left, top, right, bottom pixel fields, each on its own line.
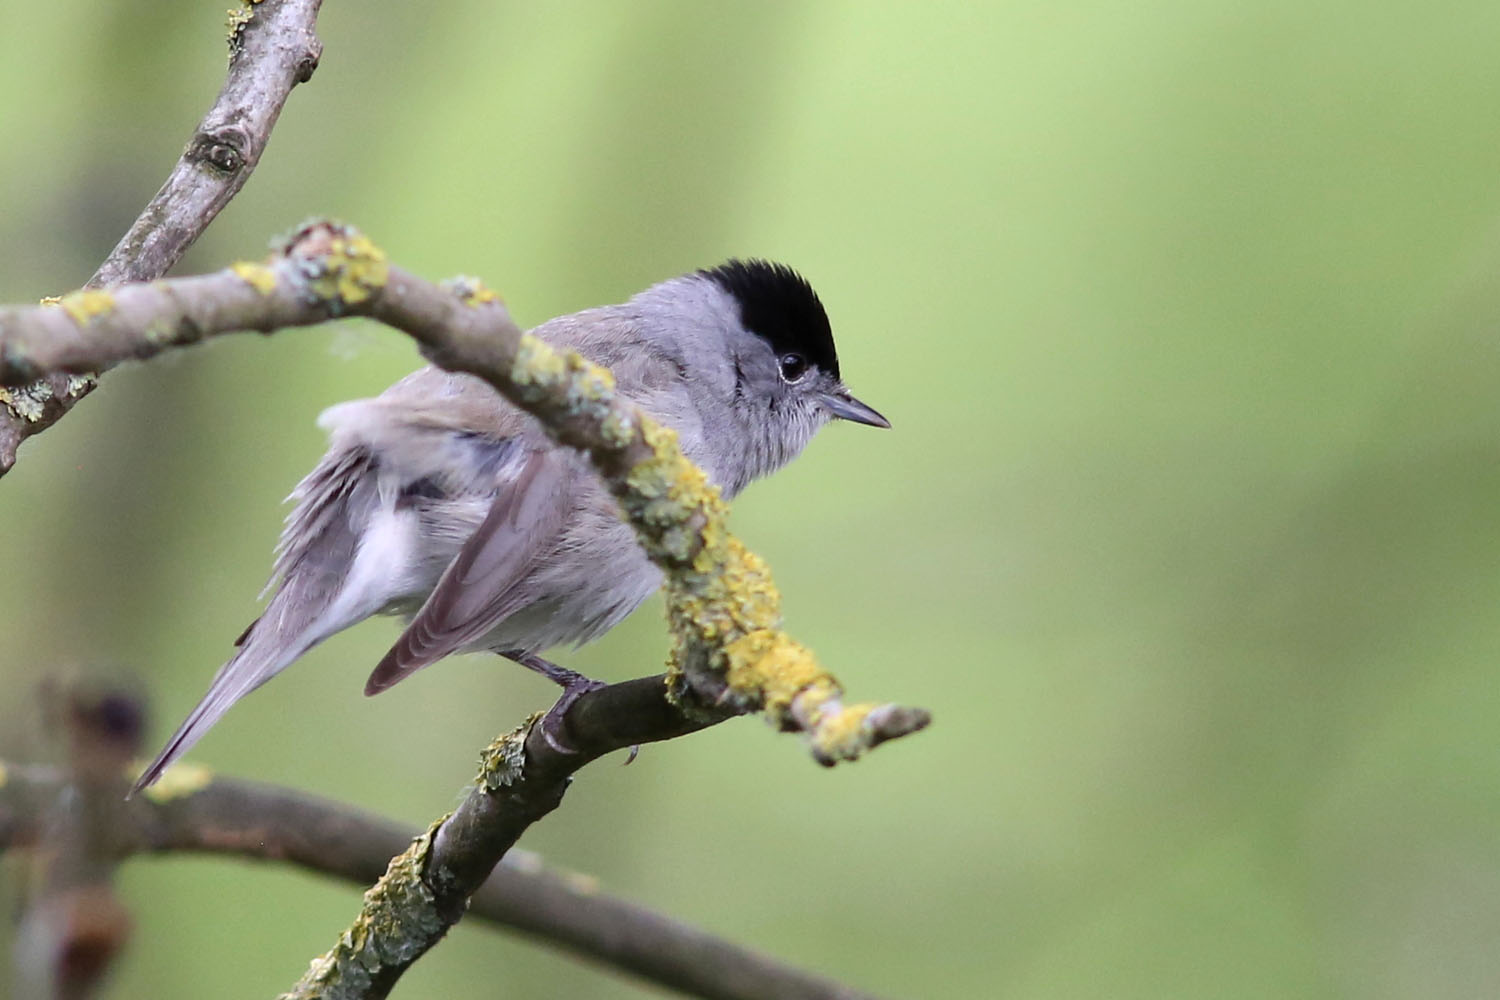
left=505, top=650, right=605, bottom=698
left=502, top=651, right=638, bottom=761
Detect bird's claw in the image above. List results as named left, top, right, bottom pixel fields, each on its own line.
left=505, top=651, right=639, bottom=761
left=536, top=673, right=606, bottom=755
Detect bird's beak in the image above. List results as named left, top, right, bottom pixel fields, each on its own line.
left=822, top=389, right=891, bottom=428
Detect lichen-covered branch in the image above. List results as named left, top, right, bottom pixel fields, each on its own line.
left=0, top=220, right=929, bottom=997
left=0, top=0, right=324, bottom=476
left=0, top=221, right=929, bottom=766
left=0, top=745, right=880, bottom=1000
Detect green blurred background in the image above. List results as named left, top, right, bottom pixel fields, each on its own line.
left=4, top=1, right=1500, bottom=997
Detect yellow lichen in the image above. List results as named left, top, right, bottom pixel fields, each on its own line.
left=623, top=422, right=727, bottom=557
left=509, top=334, right=568, bottom=394
left=295, top=225, right=389, bottom=314
left=139, top=760, right=213, bottom=802
left=806, top=701, right=878, bottom=763
left=226, top=0, right=265, bottom=56
left=722, top=630, right=828, bottom=716
left=467, top=285, right=503, bottom=306
left=57, top=289, right=115, bottom=326
left=328, top=231, right=389, bottom=307
left=226, top=6, right=254, bottom=55
left=610, top=402, right=833, bottom=725
left=577, top=361, right=614, bottom=397
left=38, top=295, right=60, bottom=306
left=505, top=336, right=623, bottom=440
left=443, top=275, right=505, bottom=307
left=231, top=260, right=278, bottom=295
left=0, top=761, right=7, bottom=788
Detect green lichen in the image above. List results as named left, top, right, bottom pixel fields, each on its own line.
left=231, top=260, right=278, bottom=295
left=600, top=409, right=635, bottom=448
left=56, top=288, right=115, bottom=326
left=0, top=383, right=51, bottom=422
left=2, top=373, right=99, bottom=420
left=569, top=362, right=615, bottom=401
left=477, top=715, right=537, bottom=791
left=282, top=817, right=447, bottom=1000
left=622, top=420, right=728, bottom=559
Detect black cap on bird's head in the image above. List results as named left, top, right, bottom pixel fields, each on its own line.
left=700, top=259, right=841, bottom=378
left=700, top=259, right=889, bottom=429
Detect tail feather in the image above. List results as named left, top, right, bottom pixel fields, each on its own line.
left=129, top=631, right=307, bottom=795
left=131, top=445, right=383, bottom=795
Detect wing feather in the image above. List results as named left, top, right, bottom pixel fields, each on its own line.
left=364, top=448, right=571, bottom=694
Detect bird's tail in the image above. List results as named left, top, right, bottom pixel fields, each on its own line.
left=129, top=445, right=383, bottom=795
left=128, top=623, right=310, bottom=795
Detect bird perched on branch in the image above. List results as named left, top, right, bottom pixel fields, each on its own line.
left=132, top=260, right=888, bottom=793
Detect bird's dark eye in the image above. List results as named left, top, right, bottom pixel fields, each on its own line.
left=778, top=353, right=809, bottom=383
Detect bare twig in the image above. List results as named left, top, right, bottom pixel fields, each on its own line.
left=0, top=753, right=881, bottom=1000
left=0, top=0, right=324, bottom=476
left=0, top=221, right=929, bottom=998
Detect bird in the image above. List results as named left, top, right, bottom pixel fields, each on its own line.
left=131, top=259, right=888, bottom=793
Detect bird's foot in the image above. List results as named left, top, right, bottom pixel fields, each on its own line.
left=506, top=652, right=636, bottom=758
left=538, top=674, right=605, bottom=755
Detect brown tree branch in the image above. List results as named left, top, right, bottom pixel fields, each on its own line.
left=0, top=747, right=882, bottom=1000
left=279, top=673, right=904, bottom=1000
left=0, top=0, right=324, bottom=477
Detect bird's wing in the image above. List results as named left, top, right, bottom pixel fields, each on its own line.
left=364, top=446, right=572, bottom=695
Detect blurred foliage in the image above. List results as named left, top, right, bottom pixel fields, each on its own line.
left=3, top=1, right=1500, bottom=997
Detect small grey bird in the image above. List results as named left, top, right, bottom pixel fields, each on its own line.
left=131, top=260, right=887, bottom=793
